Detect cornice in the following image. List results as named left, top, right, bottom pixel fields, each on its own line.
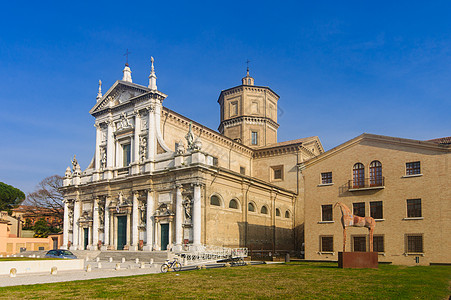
left=302, top=133, right=450, bottom=169
left=218, top=116, right=279, bottom=132
left=253, top=144, right=302, bottom=158
left=217, top=85, right=280, bottom=104
left=92, top=91, right=166, bottom=118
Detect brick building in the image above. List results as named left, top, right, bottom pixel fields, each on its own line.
left=301, top=134, right=450, bottom=265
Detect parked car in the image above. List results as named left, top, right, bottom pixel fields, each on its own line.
left=45, top=249, right=77, bottom=259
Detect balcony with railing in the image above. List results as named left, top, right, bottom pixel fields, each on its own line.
left=347, top=177, right=385, bottom=191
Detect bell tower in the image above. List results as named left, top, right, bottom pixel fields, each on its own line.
left=218, top=68, right=279, bottom=147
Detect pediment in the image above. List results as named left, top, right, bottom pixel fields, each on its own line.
left=90, top=81, right=151, bottom=115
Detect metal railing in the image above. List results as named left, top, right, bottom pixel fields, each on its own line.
left=347, top=177, right=384, bottom=190
left=179, top=245, right=248, bottom=265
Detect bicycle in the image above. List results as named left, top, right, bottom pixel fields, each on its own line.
left=160, top=258, right=182, bottom=273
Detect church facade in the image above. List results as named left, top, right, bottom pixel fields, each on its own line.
left=61, top=59, right=323, bottom=252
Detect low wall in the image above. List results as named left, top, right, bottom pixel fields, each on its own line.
left=0, top=259, right=84, bottom=275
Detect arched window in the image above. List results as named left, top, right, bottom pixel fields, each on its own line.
left=248, top=202, right=255, bottom=212
left=285, top=210, right=290, bottom=218
left=210, top=195, right=221, bottom=206
left=229, top=199, right=239, bottom=209
left=370, top=161, right=383, bottom=186
left=261, top=206, right=268, bottom=214
left=276, top=208, right=281, bottom=217
left=353, top=163, right=365, bottom=188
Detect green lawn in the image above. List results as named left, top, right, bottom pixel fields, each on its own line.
left=0, top=262, right=450, bottom=299
left=0, top=257, right=54, bottom=261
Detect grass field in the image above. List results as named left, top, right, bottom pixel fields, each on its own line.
left=0, top=257, right=54, bottom=261
left=0, top=262, right=450, bottom=299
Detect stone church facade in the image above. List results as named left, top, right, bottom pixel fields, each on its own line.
left=61, top=60, right=323, bottom=252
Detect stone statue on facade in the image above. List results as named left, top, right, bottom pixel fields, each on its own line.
left=72, top=155, right=79, bottom=171
left=139, top=136, right=147, bottom=161
left=185, top=122, right=195, bottom=149
left=99, top=147, right=107, bottom=169
left=99, top=206, right=105, bottom=227
left=118, top=192, right=125, bottom=206
left=183, top=199, right=192, bottom=223
left=65, top=166, right=72, bottom=178
left=139, top=201, right=147, bottom=226
left=176, top=140, right=185, bottom=155
left=192, top=138, right=202, bottom=151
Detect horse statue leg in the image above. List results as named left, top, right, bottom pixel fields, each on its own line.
left=369, top=227, right=374, bottom=252
left=343, top=226, right=347, bottom=252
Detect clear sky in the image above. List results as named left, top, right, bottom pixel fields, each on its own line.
left=1, top=1, right=450, bottom=194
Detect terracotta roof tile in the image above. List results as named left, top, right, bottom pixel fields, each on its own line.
left=427, top=136, right=451, bottom=145
left=255, top=136, right=317, bottom=150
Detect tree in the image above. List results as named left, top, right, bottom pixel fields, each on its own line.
left=33, top=218, right=51, bottom=238
left=0, top=182, right=25, bottom=213
left=24, top=175, right=64, bottom=227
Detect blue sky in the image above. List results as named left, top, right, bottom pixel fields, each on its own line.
left=1, top=1, right=450, bottom=194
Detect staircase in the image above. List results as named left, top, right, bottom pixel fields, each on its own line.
left=97, top=251, right=170, bottom=263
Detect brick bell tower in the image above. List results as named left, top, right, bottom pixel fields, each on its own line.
left=218, top=67, right=280, bottom=147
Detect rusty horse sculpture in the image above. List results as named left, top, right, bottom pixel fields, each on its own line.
left=334, top=202, right=376, bottom=252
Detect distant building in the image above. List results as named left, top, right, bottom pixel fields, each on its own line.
left=12, top=205, right=63, bottom=230
left=0, top=213, right=62, bottom=255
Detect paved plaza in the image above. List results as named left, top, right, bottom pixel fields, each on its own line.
left=0, top=260, right=162, bottom=287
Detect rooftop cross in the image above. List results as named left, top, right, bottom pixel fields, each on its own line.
left=124, top=49, right=131, bottom=65
left=246, top=59, right=250, bottom=74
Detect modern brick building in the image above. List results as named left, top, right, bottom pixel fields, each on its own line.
left=301, top=134, right=450, bottom=265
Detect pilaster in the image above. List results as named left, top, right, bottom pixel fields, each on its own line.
left=143, top=190, right=154, bottom=251
left=91, top=197, right=99, bottom=250
left=62, top=199, right=70, bottom=249
left=174, top=184, right=183, bottom=252
left=131, top=191, right=139, bottom=251
left=192, top=183, right=202, bottom=247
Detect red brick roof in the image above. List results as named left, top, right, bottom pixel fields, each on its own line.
left=255, top=136, right=318, bottom=150
left=427, top=137, right=451, bottom=145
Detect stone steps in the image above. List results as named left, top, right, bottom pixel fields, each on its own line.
left=12, top=250, right=170, bottom=263
left=97, top=251, right=171, bottom=263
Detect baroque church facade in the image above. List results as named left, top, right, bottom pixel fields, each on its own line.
left=61, top=59, right=323, bottom=253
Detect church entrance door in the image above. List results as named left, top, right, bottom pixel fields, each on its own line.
left=117, top=216, right=127, bottom=250
left=161, top=224, right=169, bottom=250
left=83, top=228, right=89, bottom=250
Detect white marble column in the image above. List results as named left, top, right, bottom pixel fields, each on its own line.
left=143, top=190, right=154, bottom=251
left=193, top=183, right=202, bottom=247
left=103, top=199, right=110, bottom=249
left=95, top=123, right=101, bottom=170
left=169, top=220, right=173, bottom=249
left=113, top=215, right=117, bottom=249
left=134, top=112, right=141, bottom=163
left=126, top=212, right=131, bottom=247
left=62, top=199, right=69, bottom=249
left=72, top=200, right=80, bottom=250
left=116, top=140, right=120, bottom=168
left=88, top=225, right=93, bottom=249
left=106, top=120, right=114, bottom=168
left=147, top=107, right=156, bottom=159
left=175, top=185, right=183, bottom=251
left=131, top=191, right=139, bottom=251
left=91, top=197, right=99, bottom=250
left=154, top=221, right=160, bottom=250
